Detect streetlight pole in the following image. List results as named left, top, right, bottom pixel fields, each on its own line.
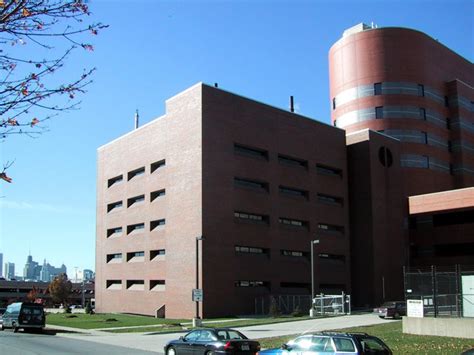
left=193, top=236, right=204, bottom=327
left=310, top=239, right=320, bottom=317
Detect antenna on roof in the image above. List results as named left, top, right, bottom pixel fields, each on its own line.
left=289, top=96, right=295, bottom=113
left=214, top=83, right=219, bottom=88
left=134, top=110, right=139, bottom=130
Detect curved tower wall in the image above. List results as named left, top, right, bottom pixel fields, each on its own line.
left=329, top=26, right=474, bottom=196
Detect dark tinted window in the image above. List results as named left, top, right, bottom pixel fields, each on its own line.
left=333, top=338, right=355, bottom=352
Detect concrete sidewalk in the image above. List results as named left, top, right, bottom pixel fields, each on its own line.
left=52, top=314, right=396, bottom=354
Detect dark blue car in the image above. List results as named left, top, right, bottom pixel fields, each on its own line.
left=258, top=332, right=392, bottom=355
left=164, top=328, right=261, bottom=355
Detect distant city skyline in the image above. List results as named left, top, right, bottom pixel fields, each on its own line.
left=0, top=250, right=92, bottom=279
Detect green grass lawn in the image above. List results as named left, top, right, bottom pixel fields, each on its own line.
left=258, top=321, right=474, bottom=354
left=106, top=316, right=313, bottom=333
left=46, top=313, right=187, bottom=329
left=46, top=312, right=311, bottom=332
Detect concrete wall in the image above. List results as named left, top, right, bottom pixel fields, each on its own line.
left=403, top=316, right=474, bottom=339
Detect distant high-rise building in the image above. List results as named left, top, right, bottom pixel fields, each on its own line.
left=78, top=269, right=94, bottom=282
left=5, top=262, right=15, bottom=280
left=38, top=259, right=67, bottom=282
left=0, top=253, right=3, bottom=277
left=23, top=254, right=39, bottom=280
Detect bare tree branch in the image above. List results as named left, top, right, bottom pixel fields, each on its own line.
left=1, top=0, right=107, bottom=182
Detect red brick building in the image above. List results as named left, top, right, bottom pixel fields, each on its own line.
left=329, top=24, right=474, bottom=307
left=96, top=84, right=351, bottom=318
left=96, top=24, right=473, bottom=317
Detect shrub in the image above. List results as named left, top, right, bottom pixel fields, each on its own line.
left=269, top=297, right=280, bottom=317
left=85, top=302, right=93, bottom=315
left=291, top=306, right=304, bottom=317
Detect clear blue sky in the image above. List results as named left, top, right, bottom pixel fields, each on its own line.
left=1, top=0, right=472, bottom=277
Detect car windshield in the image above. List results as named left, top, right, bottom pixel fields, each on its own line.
left=381, top=302, right=396, bottom=307
left=184, top=331, right=200, bottom=341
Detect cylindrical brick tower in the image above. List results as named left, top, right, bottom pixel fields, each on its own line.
left=329, top=23, right=474, bottom=196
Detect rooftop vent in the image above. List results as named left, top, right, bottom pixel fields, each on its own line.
left=342, top=23, right=374, bottom=37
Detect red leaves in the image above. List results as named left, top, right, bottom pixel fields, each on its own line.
left=82, top=44, right=94, bottom=51
left=31, top=118, right=40, bottom=127
left=7, top=118, right=19, bottom=126
left=21, top=87, right=29, bottom=96
left=22, top=7, right=31, bottom=17
left=0, top=172, right=12, bottom=183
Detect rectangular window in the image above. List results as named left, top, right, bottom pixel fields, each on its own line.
left=446, top=118, right=451, bottom=130
left=279, top=186, right=309, bottom=199
left=375, top=106, right=383, bottom=119
left=317, top=193, right=343, bottom=206
left=235, top=245, right=268, bottom=255
left=417, top=84, right=425, bottom=97
left=234, top=211, right=269, bottom=224
left=106, top=227, right=122, bottom=238
left=316, top=164, right=343, bottom=178
left=127, top=223, right=145, bottom=235
left=235, top=280, right=268, bottom=288
left=151, top=159, right=166, bottom=173
left=107, top=201, right=123, bottom=213
left=281, top=249, right=307, bottom=257
left=280, top=282, right=310, bottom=289
left=234, top=143, right=268, bottom=160
left=444, top=96, right=449, bottom=107
left=127, top=194, right=145, bottom=208
left=127, top=251, right=145, bottom=262
left=108, top=175, right=123, bottom=188
left=126, top=280, right=145, bottom=290
left=319, top=253, right=346, bottom=263
left=150, top=189, right=166, bottom=202
left=419, top=108, right=426, bottom=120
left=374, top=83, right=382, bottom=95
left=278, top=154, right=308, bottom=169
left=150, top=280, right=165, bottom=291
left=448, top=141, right=452, bottom=153
left=318, top=223, right=344, bottom=235
left=106, top=280, right=122, bottom=290
left=279, top=217, right=309, bottom=229
left=128, top=167, right=145, bottom=181
left=150, top=219, right=166, bottom=231
left=234, top=177, right=269, bottom=192
left=150, top=249, right=166, bottom=261
left=106, top=253, right=122, bottom=263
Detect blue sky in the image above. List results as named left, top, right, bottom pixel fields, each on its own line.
left=0, top=0, right=472, bottom=277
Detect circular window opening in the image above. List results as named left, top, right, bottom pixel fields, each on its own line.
left=378, top=147, right=393, bottom=167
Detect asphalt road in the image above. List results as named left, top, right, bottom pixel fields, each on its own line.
left=0, top=328, right=158, bottom=355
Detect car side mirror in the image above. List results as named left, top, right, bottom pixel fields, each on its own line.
left=179, top=336, right=184, bottom=341
left=281, top=344, right=289, bottom=350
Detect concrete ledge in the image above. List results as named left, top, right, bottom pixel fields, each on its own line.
left=403, top=317, right=474, bottom=339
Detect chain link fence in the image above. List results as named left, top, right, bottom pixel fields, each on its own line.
left=404, top=265, right=474, bottom=317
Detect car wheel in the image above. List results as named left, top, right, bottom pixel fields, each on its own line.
left=394, top=312, right=400, bottom=319
left=167, top=346, right=176, bottom=355
left=206, top=351, right=215, bottom=355
left=378, top=315, right=385, bottom=319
